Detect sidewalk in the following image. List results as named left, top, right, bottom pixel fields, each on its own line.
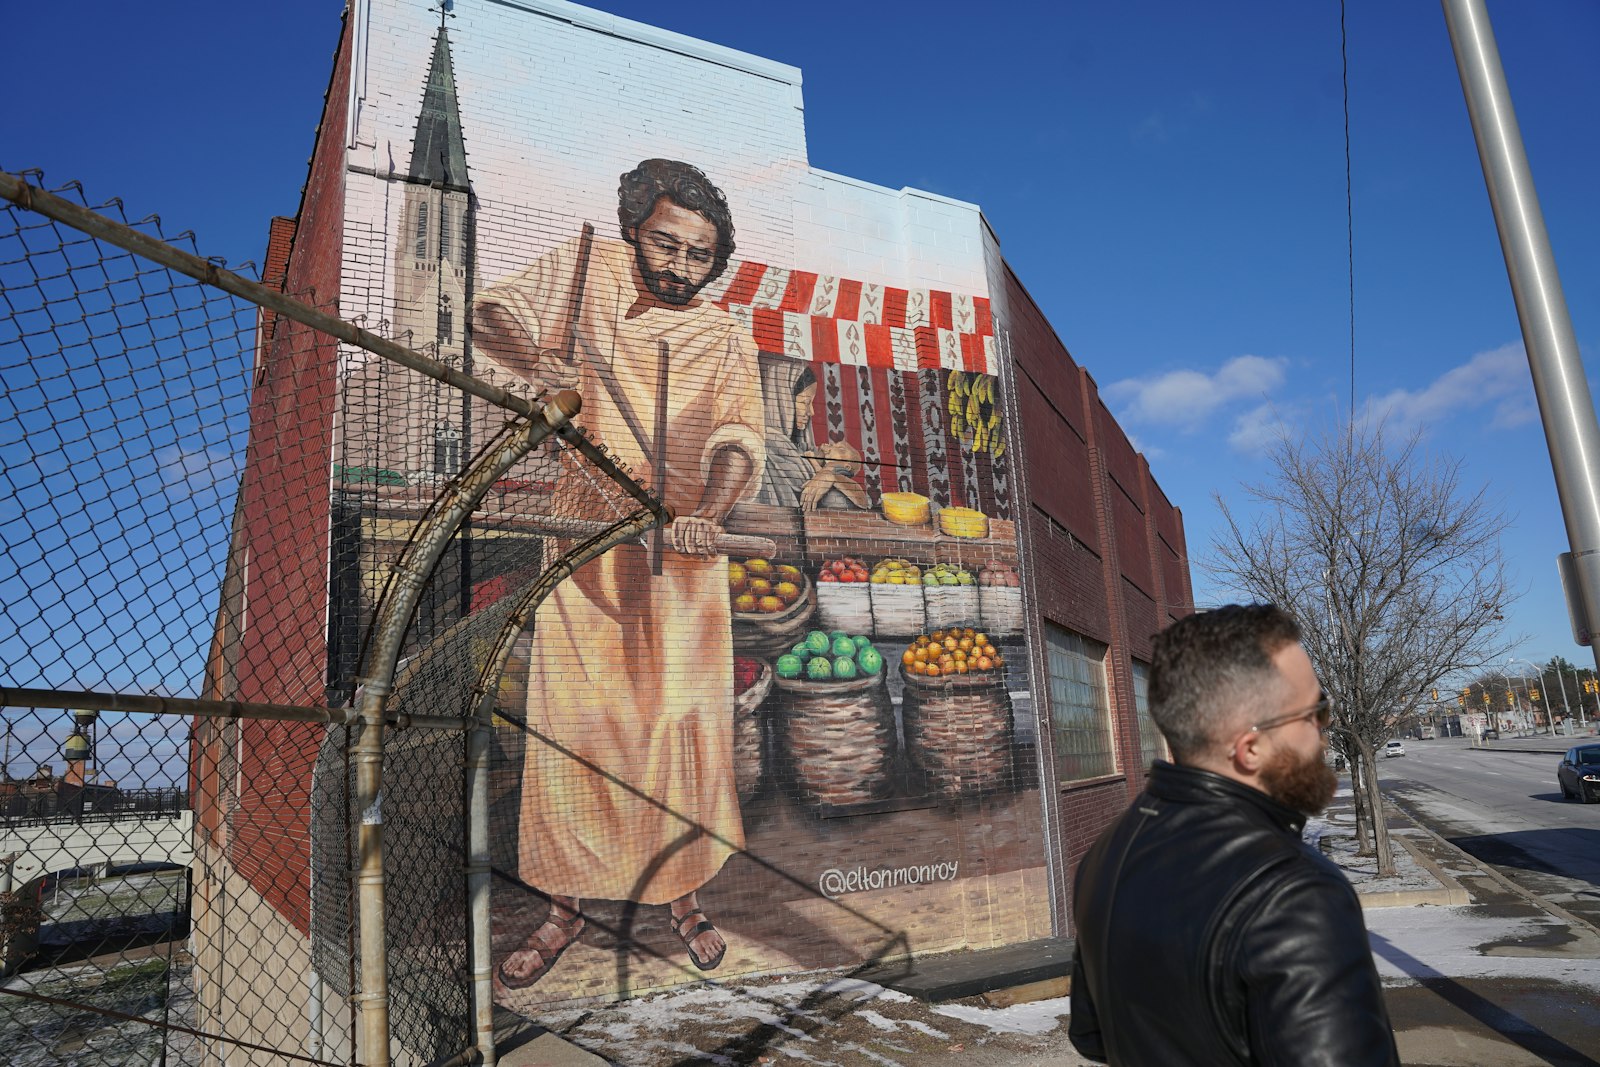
left=503, top=791, right=1600, bottom=1067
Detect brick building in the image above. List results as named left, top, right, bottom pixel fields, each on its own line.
left=195, top=0, right=1191, bottom=1053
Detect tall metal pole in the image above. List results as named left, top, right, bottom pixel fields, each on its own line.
left=1442, top=0, right=1600, bottom=678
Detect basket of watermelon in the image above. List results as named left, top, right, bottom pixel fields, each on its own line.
left=771, top=630, right=896, bottom=809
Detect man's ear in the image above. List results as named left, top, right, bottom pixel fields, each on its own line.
left=1229, top=727, right=1266, bottom=776
left=621, top=225, right=638, bottom=246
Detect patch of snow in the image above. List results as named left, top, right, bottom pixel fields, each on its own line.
left=1364, top=907, right=1600, bottom=992
left=931, top=997, right=1071, bottom=1035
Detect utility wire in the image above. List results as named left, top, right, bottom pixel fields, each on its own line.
left=1341, top=0, right=1356, bottom=453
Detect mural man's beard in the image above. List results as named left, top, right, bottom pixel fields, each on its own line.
left=637, top=257, right=704, bottom=306
left=1259, top=741, right=1338, bottom=816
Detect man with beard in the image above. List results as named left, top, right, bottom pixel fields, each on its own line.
left=472, top=159, right=764, bottom=990
left=1068, top=604, right=1399, bottom=1066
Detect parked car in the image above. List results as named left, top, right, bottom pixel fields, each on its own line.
left=1384, top=739, right=1406, bottom=758
left=1481, top=728, right=1499, bottom=741
left=1557, top=744, right=1600, bottom=803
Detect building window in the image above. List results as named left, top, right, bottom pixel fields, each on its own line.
left=439, top=293, right=453, bottom=343
left=1044, top=623, right=1116, bottom=781
left=439, top=204, right=452, bottom=263
left=1130, top=659, right=1168, bottom=769
left=414, top=201, right=429, bottom=258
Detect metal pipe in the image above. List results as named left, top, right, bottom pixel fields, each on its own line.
left=1442, top=1, right=1600, bottom=679
left=0, top=687, right=469, bottom=731
left=463, top=503, right=664, bottom=1064
left=352, top=390, right=582, bottom=1067
left=465, top=686, right=497, bottom=1067
left=0, top=169, right=539, bottom=421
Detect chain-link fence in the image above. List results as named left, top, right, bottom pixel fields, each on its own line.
left=1, top=168, right=666, bottom=1065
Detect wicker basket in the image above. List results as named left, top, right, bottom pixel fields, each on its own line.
left=732, top=575, right=816, bottom=660
left=978, top=585, right=1024, bottom=636
left=899, top=665, right=1015, bottom=798
left=816, top=580, right=873, bottom=634
left=869, top=581, right=926, bottom=636
left=773, top=671, right=897, bottom=809
left=733, top=661, right=773, bottom=802
left=925, top=584, right=979, bottom=631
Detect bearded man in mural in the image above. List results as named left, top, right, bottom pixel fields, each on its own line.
left=472, top=159, right=764, bottom=989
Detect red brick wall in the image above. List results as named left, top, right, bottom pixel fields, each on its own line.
left=1003, top=266, right=1193, bottom=932
left=221, top=11, right=352, bottom=934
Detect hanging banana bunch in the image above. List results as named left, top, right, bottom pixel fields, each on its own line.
left=944, top=370, right=1007, bottom=458
left=947, top=369, right=968, bottom=439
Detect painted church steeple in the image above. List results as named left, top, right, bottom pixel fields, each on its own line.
left=409, top=22, right=469, bottom=190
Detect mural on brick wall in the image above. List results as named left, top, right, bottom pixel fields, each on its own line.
left=334, top=10, right=1048, bottom=1009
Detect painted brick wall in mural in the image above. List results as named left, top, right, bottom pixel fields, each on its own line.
left=337, top=0, right=1050, bottom=1007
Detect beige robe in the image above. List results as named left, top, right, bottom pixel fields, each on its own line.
left=474, top=235, right=765, bottom=903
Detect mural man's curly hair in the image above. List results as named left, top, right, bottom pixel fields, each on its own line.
left=618, top=158, right=736, bottom=284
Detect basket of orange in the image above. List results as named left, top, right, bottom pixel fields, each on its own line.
left=729, top=558, right=815, bottom=660
left=898, top=627, right=1016, bottom=797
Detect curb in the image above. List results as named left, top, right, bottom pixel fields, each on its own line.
left=1385, top=793, right=1600, bottom=941
left=1353, top=829, right=1471, bottom=909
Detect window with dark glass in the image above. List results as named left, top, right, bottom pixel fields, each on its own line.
left=1045, top=623, right=1116, bottom=781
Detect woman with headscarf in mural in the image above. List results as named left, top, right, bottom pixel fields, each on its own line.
left=757, top=360, right=869, bottom=511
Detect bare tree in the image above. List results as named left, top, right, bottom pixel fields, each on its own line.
left=1209, top=421, right=1514, bottom=875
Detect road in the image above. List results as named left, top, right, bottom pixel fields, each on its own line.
left=1377, top=735, right=1600, bottom=931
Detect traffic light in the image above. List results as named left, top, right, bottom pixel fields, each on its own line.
left=1507, top=691, right=1515, bottom=708
left=1482, top=691, right=1491, bottom=705
left=1531, top=689, right=1541, bottom=702
left=1432, top=689, right=1439, bottom=701
left=1457, top=693, right=1466, bottom=707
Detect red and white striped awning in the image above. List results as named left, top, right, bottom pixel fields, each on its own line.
left=707, top=261, right=995, bottom=374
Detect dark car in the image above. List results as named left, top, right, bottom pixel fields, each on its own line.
left=1557, top=744, right=1600, bottom=803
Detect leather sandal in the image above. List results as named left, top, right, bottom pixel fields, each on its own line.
left=670, top=907, right=727, bottom=971
left=496, top=910, right=584, bottom=990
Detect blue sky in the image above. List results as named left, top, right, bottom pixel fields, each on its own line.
left=6, top=0, right=1600, bottom=680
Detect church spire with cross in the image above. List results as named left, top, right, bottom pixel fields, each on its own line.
left=410, top=5, right=469, bottom=189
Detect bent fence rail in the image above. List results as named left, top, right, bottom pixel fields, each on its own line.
left=0, top=168, right=667, bottom=1066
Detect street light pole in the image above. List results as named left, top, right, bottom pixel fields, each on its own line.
left=1443, top=1, right=1600, bottom=678
left=1510, top=656, right=1556, bottom=734
left=1551, top=659, right=1576, bottom=735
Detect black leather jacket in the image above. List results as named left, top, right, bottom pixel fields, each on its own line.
left=1069, top=761, right=1399, bottom=1066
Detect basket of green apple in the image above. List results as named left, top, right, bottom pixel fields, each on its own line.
left=772, top=629, right=897, bottom=809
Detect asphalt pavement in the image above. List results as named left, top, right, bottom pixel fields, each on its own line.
left=1379, top=734, right=1600, bottom=933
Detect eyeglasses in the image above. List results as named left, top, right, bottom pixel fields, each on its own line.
left=1250, top=697, right=1332, bottom=735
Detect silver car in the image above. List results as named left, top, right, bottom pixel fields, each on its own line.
left=1383, top=739, right=1406, bottom=758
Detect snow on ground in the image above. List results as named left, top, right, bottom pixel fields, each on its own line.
left=1363, top=906, right=1600, bottom=992
left=1305, top=813, right=1444, bottom=895
left=931, top=997, right=1071, bottom=1035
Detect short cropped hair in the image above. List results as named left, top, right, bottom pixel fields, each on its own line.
left=617, top=158, right=736, bottom=284
left=1148, top=604, right=1302, bottom=762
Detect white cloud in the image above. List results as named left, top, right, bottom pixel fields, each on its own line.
left=1361, top=342, right=1533, bottom=433
left=1228, top=402, right=1292, bottom=454
left=1106, top=355, right=1288, bottom=429
left=157, top=444, right=240, bottom=501
left=1123, top=432, right=1164, bottom=460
